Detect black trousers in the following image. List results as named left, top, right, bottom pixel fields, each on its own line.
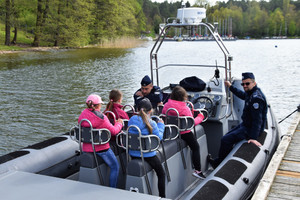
left=144, top=155, right=166, bottom=198
left=181, top=131, right=201, bottom=171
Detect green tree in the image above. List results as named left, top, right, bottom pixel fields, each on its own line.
left=288, top=20, right=296, bottom=35
left=269, top=8, right=284, bottom=36
left=245, top=1, right=269, bottom=37
left=153, top=14, right=162, bottom=34
left=32, top=0, right=44, bottom=47
left=44, top=0, right=95, bottom=47
left=5, top=0, right=11, bottom=45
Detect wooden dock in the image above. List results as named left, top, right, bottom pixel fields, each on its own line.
left=252, top=111, right=300, bottom=200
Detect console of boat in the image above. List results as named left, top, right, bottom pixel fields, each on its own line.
left=0, top=6, right=280, bottom=200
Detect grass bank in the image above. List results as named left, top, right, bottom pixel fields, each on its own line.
left=0, top=37, right=145, bottom=54
left=1, top=22, right=146, bottom=53
left=86, top=37, right=145, bottom=49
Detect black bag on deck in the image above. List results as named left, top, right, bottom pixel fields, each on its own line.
left=179, top=76, right=206, bottom=92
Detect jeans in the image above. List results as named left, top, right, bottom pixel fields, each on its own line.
left=96, top=148, right=119, bottom=188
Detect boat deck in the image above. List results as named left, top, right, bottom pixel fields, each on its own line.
left=252, top=111, right=300, bottom=200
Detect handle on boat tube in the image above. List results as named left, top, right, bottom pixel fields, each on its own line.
left=163, top=125, right=180, bottom=141
left=69, top=125, right=79, bottom=142
left=116, top=131, right=127, bottom=150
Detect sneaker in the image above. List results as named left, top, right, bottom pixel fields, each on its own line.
left=192, top=170, right=206, bottom=179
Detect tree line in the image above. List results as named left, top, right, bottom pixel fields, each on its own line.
left=1, top=0, right=299, bottom=47
left=206, top=0, right=300, bottom=38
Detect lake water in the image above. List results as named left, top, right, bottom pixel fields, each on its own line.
left=0, top=39, right=299, bottom=156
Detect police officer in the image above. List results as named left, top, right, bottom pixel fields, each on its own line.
left=208, top=72, right=267, bottom=169
left=134, top=75, right=163, bottom=111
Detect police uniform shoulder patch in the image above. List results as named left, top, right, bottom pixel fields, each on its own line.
left=253, top=103, right=259, bottom=109
left=153, top=86, right=161, bottom=95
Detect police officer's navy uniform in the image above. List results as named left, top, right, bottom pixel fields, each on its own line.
left=133, top=75, right=163, bottom=110
left=214, top=73, right=267, bottom=166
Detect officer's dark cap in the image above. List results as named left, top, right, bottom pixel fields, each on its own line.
left=242, top=72, right=255, bottom=80
left=137, top=98, right=152, bottom=112
left=141, top=75, right=152, bottom=86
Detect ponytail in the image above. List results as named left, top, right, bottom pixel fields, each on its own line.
left=139, top=108, right=153, bottom=135
left=87, top=100, right=97, bottom=111
left=106, top=99, right=114, bottom=112
left=106, top=89, right=122, bottom=111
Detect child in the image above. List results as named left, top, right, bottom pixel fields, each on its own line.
left=78, top=94, right=123, bottom=187
left=162, top=86, right=205, bottom=179
left=128, top=98, right=166, bottom=198
left=105, top=89, right=129, bottom=120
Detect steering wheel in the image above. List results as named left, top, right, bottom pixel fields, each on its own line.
left=192, top=96, right=214, bottom=117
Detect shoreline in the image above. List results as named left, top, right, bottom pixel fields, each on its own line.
left=1, top=37, right=299, bottom=55
left=0, top=41, right=146, bottom=55
left=0, top=46, right=63, bottom=55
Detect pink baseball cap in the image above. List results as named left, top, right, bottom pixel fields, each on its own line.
left=86, top=94, right=103, bottom=105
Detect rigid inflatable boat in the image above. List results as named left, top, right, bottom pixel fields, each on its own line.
left=0, top=7, right=280, bottom=200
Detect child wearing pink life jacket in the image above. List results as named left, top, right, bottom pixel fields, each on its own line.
left=105, top=89, right=129, bottom=120
left=78, top=94, right=123, bottom=187
left=162, top=86, right=205, bottom=179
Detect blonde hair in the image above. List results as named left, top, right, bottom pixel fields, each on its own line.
left=137, top=98, right=153, bottom=134
left=139, top=108, right=153, bottom=135
left=106, top=89, right=122, bottom=111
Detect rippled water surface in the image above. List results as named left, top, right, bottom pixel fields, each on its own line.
left=0, top=39, right=299, bottom=155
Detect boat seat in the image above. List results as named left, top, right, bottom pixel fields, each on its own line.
left=160, top=108, right=195, bottom=169
left=73, top=126, right=111, bottom=144
left=78, top=144, right=127, bottom=189
left=126, top=138, right=179, bottom=177
left=122, top=119, right=129, bottom=130
left=116, top=124, right=183, bottom=163
left=80, top=152, right=104, bottom=168
left=122, top=104, right=138, bottom=118
left=104, top=111, right=116, bottom=125
left=73, top=119, right=112, bottom=186
left=116, top=125, right=160, bottom=195
left=125, top=124, right=208, bottom=198
left=163, top=124, right=179, bottom=140
left=160, top=108, right=195, bottom=132
left=154, top=104, right=164, bottom=115
left=116, top=126, right=160, bottom=160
